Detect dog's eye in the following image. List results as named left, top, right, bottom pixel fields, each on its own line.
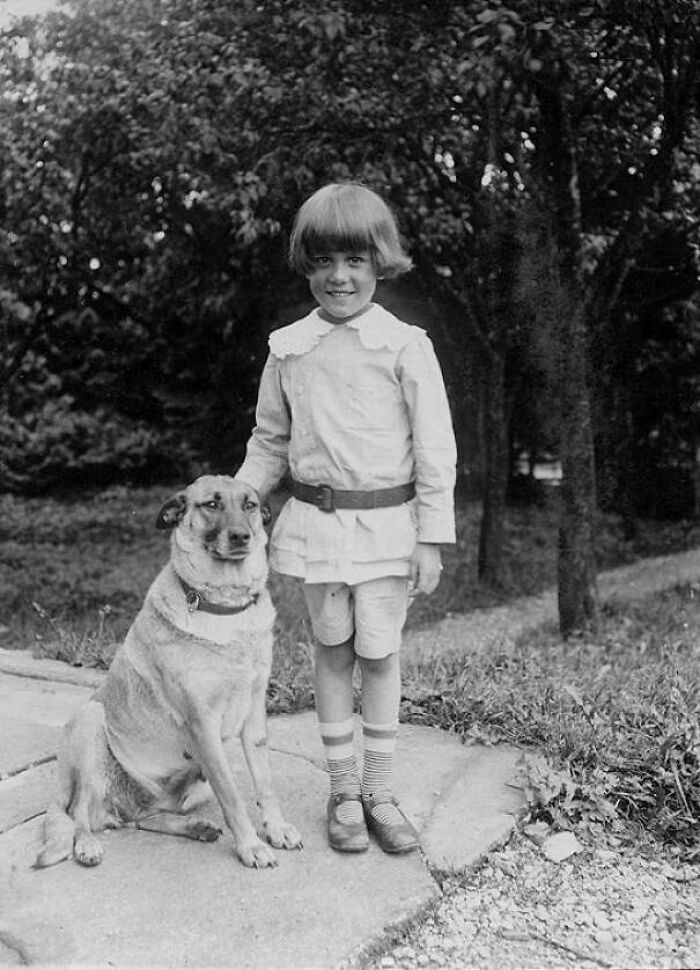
left=243, top=500, right=258, bottom=512
left=201, top=500, right=219, bottom=510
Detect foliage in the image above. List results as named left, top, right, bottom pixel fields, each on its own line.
left=1, top=0, right=698, bottom=496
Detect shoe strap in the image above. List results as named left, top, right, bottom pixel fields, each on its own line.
left=329, top=791, right=363, bottom=807
left=362, top=792, right=399, bottom=811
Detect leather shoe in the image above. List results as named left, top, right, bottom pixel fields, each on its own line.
left=362, top=792, right=419, bottom=854
left=327, top=792, right=369, bottom=853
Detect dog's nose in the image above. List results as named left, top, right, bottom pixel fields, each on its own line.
left=228, top=529, right=250, bottom=545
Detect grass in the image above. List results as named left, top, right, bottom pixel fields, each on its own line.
left=1, top=483, right=699, bottom=850
left=400, top=583, right=700, bottom=854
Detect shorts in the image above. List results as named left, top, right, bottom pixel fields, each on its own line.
left=303, top=576, right=410, bottom=660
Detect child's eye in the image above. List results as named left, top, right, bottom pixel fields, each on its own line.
left=348, top=256, right=366, bottom=265
left=313, top=255, right=330, bottom=266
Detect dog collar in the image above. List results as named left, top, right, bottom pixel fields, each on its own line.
left=177, top=576, right=260, bottom=615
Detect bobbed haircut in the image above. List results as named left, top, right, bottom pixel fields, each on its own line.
left=289, top=182, right=413, bottom=279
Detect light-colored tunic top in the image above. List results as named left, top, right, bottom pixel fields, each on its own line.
left=235, top=303, right=457, bottom=583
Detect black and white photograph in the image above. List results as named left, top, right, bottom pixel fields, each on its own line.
left=0, top=1, right=699, bottom=967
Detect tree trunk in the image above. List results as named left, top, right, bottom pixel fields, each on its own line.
left=557, top=299, right=599, bottom=633
left=535, top=71, right=599, bottom=635
left=478, top=352, right=508, bottom=583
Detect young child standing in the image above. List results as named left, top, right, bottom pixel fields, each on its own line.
left=235, top=182, right=456, bottom=854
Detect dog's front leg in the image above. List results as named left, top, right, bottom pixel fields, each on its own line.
left=186, top=717, right=278, bottom=869
left=242, top=683, right=303, bottom=851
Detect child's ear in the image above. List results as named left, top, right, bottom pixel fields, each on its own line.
left=261, top=503, right=272, bottom=525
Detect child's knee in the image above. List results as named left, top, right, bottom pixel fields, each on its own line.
left=358, top=651, right=400, bottom=679
left=315, top=637, right=356, bottom=673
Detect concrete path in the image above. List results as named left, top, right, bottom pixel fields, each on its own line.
left=1, top=547, right=697, bottom=968
left=0, top=655, right=524, bottom=969
left=403, top=546, right=700, bottom=665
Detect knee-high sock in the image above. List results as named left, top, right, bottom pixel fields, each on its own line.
left=318, top=717, right=362, bottom=824
left=361, top=720, right=404, bottom=825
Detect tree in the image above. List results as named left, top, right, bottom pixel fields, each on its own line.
left=466, top=0, right=700, bottom=632
left=1, top=0, right=698, bottom=635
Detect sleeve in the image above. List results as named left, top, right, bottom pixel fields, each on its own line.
left=234, top=353, right=291, bottom=496
left=397, top=331, right=457, bottom=544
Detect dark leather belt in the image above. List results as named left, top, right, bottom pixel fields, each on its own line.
left=291, top=480, right=415, bottom=512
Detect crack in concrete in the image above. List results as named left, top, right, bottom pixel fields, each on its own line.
left=1, top=809, right=46, bottom=837
left=0, top=926, right=30, bottom=965
left=0, top=755, right=56, bottom=782
left=268, top=743, right=324, bottom=771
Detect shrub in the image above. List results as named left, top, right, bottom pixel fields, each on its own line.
left=0, top=397, right=185, bottom=493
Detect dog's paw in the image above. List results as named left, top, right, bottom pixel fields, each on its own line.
left=34, top=844, right=72, bottom=869
left=187, top=818, right=222, bottom=842
left=263, top=819, right=303, bottom=851
left=236, top=836, right=278, bottom=869
left=74, top=832, right=104, bottom=867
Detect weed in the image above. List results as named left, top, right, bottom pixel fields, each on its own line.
left=31, top=601, right=118, bottom=670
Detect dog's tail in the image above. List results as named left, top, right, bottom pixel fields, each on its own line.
left=34, top=803, right=75, bottom=868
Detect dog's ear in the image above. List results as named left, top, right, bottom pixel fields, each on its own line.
left=156, top=492, right=187, bottom=530
left=261, top=503, right=272, bottom=525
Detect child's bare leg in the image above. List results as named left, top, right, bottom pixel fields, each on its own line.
left=314, top=637, right=356, bottom=724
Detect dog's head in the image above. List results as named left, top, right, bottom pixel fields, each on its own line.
left=156, top=476, right=270, bottom=568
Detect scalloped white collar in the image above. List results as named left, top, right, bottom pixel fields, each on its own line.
left=269, top=304, right=419, bottom=359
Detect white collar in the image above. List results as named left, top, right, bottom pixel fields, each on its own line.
left=269, top=304, right=420, bottom=359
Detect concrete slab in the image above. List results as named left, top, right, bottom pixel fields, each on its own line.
left=0, top=761, right=57, bottom=833
left=0, top=658, right=527, bottom=968
left=0, top=673, right=92, bottom=775
left=0, top=648, right=104, bottom=688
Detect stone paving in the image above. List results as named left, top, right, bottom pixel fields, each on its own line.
left=0, top=655, right=524, bottom=968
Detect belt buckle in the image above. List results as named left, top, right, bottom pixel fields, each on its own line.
left=315, top=484, right=334, bottom=512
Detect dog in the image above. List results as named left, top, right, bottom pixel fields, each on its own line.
left=35, top=475, right=302, bottom=870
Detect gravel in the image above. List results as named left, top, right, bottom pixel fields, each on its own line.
left=352, top=551, right=700, bottom=970
left=360, top=834, right=700, bottom=970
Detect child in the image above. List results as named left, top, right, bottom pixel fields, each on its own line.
left=235, top=182, right=456, bottom=854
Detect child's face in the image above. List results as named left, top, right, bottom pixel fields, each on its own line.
left=307, top=250, right=378, bottom=323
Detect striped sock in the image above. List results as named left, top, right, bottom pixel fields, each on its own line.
left=318, top=718, right=362, bottom=824
left=361, top=720, right=403, bottom=826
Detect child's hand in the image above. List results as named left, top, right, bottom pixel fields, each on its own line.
left=409, top=543, right=443, bottom=596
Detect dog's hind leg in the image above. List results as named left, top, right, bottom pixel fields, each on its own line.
left=135, top=772, right=221, bottom=843
left=36, top=700, right=112, bottom=868
left=241, top=679, right=303, bottom=851
left=136, top=812, right=222, bottom=842
left=34, top=799, right=76, bottom=869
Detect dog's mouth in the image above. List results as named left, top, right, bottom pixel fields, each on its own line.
left=208, top=547, right=250, bottom=562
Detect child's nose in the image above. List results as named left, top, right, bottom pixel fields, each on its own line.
left=329, top=259, right=349, bottom=280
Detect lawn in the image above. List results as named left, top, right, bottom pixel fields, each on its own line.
left=1, top=483, right=698, bottom=852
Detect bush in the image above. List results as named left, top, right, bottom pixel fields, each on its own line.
left=0, top=397, right=186, bottom=493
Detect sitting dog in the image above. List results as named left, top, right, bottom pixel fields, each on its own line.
left=35, top=475, right=302, bottom=870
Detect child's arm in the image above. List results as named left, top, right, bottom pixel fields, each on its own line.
left=234, top=354, right=291, bottom=496
left=398, top=332, right=457, bottom=592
